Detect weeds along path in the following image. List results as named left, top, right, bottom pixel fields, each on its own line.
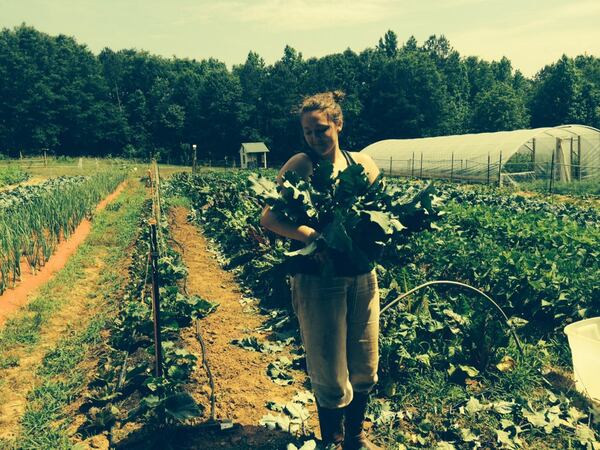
left=0, top=179, right=142, bottom=443
left=0, top=180, right=128, bottom=327
left=169, top=206, right=319, bottom=449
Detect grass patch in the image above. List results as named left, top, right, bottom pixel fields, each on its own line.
left=165, top=194, right=192, bottom=209
left=19, top=378, right=86, bottom=450
left=0, top=354, right=19, bottom=369
left=17, top=319, right=103, bottom=449
left=38, top=320, right=104, bottom=378
left=0, top=165, right=29, bottom=187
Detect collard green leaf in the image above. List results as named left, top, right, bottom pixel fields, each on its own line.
left=523, top=409, right=548, bottom=428
left=492, top=400, right=515, bottom=415
left=335, top=164, right=369, bottom=201
left=292, top=390, right=316, bottom=405
left=496, top=429, right=516, bottom=449
left=164, top=392, right=203, bottom=421
left=285, top=239, right=319, bottom=257
left=311, top=160, right=335, bottom=192
left=464, top=397, right=485, bottom=415
left=248, top=174, right=278, bottom=203
left=322, top=213, right=353, bottom=254
left=362, top=209, right=405, bottom=235
left=459, top=428, right=479, bottom=442
left=267, top=357, right=294, bottom=385
left=259, top=413, right=290, bottom=431
left=285, top=401, right=310, bottom=421
left=575, top=424, right=598, bottom=445
left=458, top=364, right=479, bottom=377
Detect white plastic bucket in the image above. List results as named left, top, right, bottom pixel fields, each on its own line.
left=564, top=317, right=600, bottom=402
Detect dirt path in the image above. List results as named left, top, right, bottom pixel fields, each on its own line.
left=0, top=181, right=131, bottom=440
left=0, top=181, right=128, bottom=327
left=0, top=175, right=47, bottom=192
left=168, top=207, right=318, bottom=450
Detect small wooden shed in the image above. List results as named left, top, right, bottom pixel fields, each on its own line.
left=239, top=142, right=269, bottom=169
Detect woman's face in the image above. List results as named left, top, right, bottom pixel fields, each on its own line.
left=301, top=110, right=342, bottom=159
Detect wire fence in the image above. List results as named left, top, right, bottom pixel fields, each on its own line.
left=371, top=155, right=600, bottom=194
left=3, top=154, right=597, bottom=195
left=0, top=156, right=131, bottom=171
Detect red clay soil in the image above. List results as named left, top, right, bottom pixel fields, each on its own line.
left=0, top=180, right=128, bottom=327
left=164, top=207, right=319, bottom=450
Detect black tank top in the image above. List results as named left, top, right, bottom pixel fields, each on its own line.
left=286, top=150, right=371, bottom=277
left=303, top=148, right=356, bottom=168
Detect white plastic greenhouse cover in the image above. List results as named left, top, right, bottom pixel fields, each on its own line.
left=362, top=124, right=600, bottom=181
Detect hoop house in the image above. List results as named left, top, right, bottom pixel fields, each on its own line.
left=362, top=125, right=600, bottom=183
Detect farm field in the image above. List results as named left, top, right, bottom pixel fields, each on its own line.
left=0, top=164, right=598, bottom=450
left=163, top=170, right=600, bottom=449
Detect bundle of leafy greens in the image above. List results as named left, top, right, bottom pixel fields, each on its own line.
left=250, top=160, right=442, bottom=275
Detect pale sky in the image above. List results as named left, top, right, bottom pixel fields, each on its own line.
left=1, top=0, right=599, bottom=77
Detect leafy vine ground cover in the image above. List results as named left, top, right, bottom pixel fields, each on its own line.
left=166, top=170, right=600, bottom=449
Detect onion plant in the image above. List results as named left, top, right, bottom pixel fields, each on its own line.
left=0, top=171, right=127, bottom=294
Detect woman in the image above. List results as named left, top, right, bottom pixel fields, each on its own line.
left=260, top=91, right=383, bottom=450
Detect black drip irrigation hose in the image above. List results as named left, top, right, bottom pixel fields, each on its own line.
left=380, top=280, right=524, bottom=357
left=195, top=318, right=217, bottom=422
left=170, top=230, right=235, bottom=431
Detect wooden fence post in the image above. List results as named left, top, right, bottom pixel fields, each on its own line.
left=577, top=135, right=582, bottom=181
left=498, top=151, right=503, bottom=186
left=149, top=221, right=163, bottom=377
left=549, top=151, right=555, bottom=194
left=192, top=144, right=197, bottom=173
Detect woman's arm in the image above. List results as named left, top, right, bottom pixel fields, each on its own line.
left=260, top=206, right=319, bottom=243
left=259, top=153, right=317, bottom=243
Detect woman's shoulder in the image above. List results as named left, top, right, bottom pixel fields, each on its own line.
left=287, top=152, right=313, bottom=165
left=277, top=152, right=313, bottom=182
left=346, top=151, right=380, bottom=182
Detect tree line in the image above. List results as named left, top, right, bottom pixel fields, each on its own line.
left=1, top=25, right=599, bottom=164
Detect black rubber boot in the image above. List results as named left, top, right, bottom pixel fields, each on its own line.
left=316, top=403, right=345, bottom=450
left=343, top=392, right=383, bottom=450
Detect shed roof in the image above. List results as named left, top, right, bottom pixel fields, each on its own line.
left=240, top=142, right=270, bottom=153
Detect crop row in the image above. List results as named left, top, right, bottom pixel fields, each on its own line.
left=167, top=171, right=599, bottom=335
left=79, top=197, right=217, bottom=442
left=0, top=172, right=127, bottom=294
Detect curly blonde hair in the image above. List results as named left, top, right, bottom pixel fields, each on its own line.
left=299, top=90, right=345, bottom=127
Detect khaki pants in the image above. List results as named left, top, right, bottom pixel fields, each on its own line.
left=291, top=271, right=379, bottom=409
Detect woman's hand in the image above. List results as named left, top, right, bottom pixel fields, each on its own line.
left=261, top=206, right=319, bottom=244
left=303, top=231, right=333, bottom=268
left=303, top=228, right=320, bottom=245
